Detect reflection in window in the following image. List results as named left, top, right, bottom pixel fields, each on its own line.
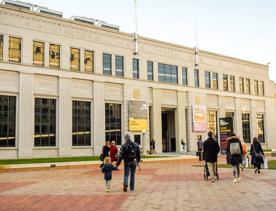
left=212, top=73, right=218, bottom=89
left=103, top=53, right=112, bottom=75
left=223, top=74, right=228, bottom=91
left=245, top=78, right=250, bottom=94
left=158, top=63, right=178, bottom=84
left=254, top=80, right=259, bottom=95
left=207, top=110, right=217, bottom=140
left=72, top=101, right=91, bottom=146
left=0, top=96, right=16, bottom=147
left=49, top=44, right=60, bottom=68
left=34, top=98, right=56, bottom=147
left=239, top=77, right=244, bottom=93
left=229, top=75, right=235, bottom=92
left=105, top=103, right=122, bottom=145
left=9, top=37, right=21, bottom=62
left=133, top=58, right=139, bottom=79
left=259, top=81, right=264, bottom=96
left=147, top=61, right=153, bottom=81
left=182, top=67, right=188, bottom=85
left=242, top=113, right=250, bottom=143
left=33, top=41, right=44, bottom=66
left=70, top=48, right=80, bottom=71
left=194, top=69, right=199, bottom=87
left=205, top=71, right=211, bottom=88
left=0, top=35, right=3, bottom=60
left=84, top=50, right=94, bottom=72
left=115, top=55, right=124, bottom=76
left=257, top=114, right=265, bottom=143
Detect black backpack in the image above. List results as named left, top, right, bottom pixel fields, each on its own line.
left=125, top=142, right=137, bottom=159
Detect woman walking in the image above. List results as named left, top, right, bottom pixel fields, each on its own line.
left=250, top=137, right=265, bottom=173
left=226, top=133, right=243, bottom=183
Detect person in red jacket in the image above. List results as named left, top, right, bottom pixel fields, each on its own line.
left=110, top=141, right=119, bottom=163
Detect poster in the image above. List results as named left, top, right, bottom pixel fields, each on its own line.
left=192, top=106, right=207, bottom=132
left=219, top=117, right=233, bottom=154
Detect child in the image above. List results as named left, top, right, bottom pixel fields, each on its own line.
left=102, top=156, right=116, bottom=192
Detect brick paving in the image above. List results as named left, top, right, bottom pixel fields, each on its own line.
left=0, top=159, right=276, bottom=211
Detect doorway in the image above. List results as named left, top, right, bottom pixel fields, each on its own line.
left=162, top=108, right=176, bottom=152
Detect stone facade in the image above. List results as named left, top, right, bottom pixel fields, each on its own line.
left=0, top=4, right=276, bottom=159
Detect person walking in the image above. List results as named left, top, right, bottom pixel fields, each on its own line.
left=149, top=139, right=156, bottom=155
left=101, top=156, right=116, bottom=192
left=203, top=131, right=220, bottom=182
left=226, top=133, right=243, bottom=183
left=241, top=140, right=248, bottom=170
left=197, top=135, right=204, bottom=161
left=100, top=140, right=110, bottom=167
left=116, top=134, right=141, bottom=192
left=110, top=140, right=119, bottom=163
left=250, top=137, right=265, bottom=174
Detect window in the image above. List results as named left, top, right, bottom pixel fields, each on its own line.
left=194, top=69, right=199, bottom=87
left=103, top=53, right=112, bottom=75
left=223, top=75, right=228, bottom=91
left=105, top=103, right=122, bottom=145
left=0, top=35, right=3, bottom=60
left=70, top=48, right=80, bottom=71
left=239, top=77, right=244, bottom=93
left=0, top=96, right=16, bottom=147
left=9, top=37, right=21, bottom=62
left=72, top=101, right=91, bottom=146
left=229, top=75, right=235, bottom=92
left=212, top=73, right=218, bottom=89
left=84, top=50, right=94, bottom=73
left=147, top=61, right=153, bottom=81
left=242, top=113, right=251, bottom=143
left=259, top=81, right=264, bottom=96
left=182, top=67, right=188, bottom=85
left=254, top=80, right=259, bottom=95
left=33, top=41, right=44, bottom=66
left=158, top=63, right=178, bottom=84
left=133, top=58, right=139, bottom=79
left=207, top=110, right=217, bottom=140
left=34, top=98, right=56, bottom=147
left=257, top=114, right=265, bottom=143
left=49, top=44, right=60, bottom=68
left=115, top=55, right=124, bottom=76
left=205, top=71, right=211, bottom=88
left=245, top=78, right=250, bottom=94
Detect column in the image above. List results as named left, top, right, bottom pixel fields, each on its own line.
left=152, top=88, right=162, bottom=153
left=111, top=54, right=115, bottom=76
left=178, top=66, right=182, bottom=85
left=18, top=73, right=34, bottom=158
left=80, top=49, right=84, bottom=72
left=61, top=45, right=70, bottom=70
left=3, top=34, right=9, bottom=61
left=22, top=37, right=32, bottom=65
left=93, top=82, right=106, bottom=155
left=94, top=51, right=102, bottom=74
left=139, top=59, right=147, bottom=80
left=175, top=91, right=186, bottom=152
left=250, top=100, right=257, bottom=140
left=44, top=42, right=49, bottom=68
left=153, top=62, right=158, bottom=82
left=235, top=98, right=242, bottom=136
left=58, top=78, right=72, bottom=156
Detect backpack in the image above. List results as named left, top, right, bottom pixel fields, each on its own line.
left=230, top=142, right=241, bottom=155
left=125, top=142, right=137, bottom=159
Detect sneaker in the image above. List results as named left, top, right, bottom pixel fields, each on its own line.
left=255, top=168, right=258, bottom=173
left=233, top=178, right=238, bottom=183
left=211, top=178, right=215, bottom=183
left=237, top=177, right=241, bottom=182
left=258, top=170, right=261, bottom=174
left=123, top=184, right=127, bottom=192
left=106, top=189, right=110, bottom=192
left=241, top=166, right=244, bottom=171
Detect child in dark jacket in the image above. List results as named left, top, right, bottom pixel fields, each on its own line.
left=102, top=156, right=116, bottom=192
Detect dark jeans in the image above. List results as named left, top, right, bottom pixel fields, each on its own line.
left=255, top=163, right=261, bottom=170
left=124, top=161, right=137, bottom=190
left=233, top=163, right=240, bottom=178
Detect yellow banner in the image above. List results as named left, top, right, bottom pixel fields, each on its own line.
left=129, top=118, right=147, bottom=132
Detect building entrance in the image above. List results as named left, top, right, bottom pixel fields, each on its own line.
left=162, top=109, right=176, bottom=152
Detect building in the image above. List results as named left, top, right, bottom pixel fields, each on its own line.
left=0, top=1, right=276, bottom=159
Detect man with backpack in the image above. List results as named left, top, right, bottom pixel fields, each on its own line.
left=116, top=134, right=141, bottom=192
left=226, top=132, right=243, bottom=183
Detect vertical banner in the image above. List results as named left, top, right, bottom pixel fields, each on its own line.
left=219, top=117, right=233, bottom=154
left=192, top=106, right=207, bottom=132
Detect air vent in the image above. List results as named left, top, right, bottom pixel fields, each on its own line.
left=70, top=16, right=97, bottom=25
left=35, top=7, right=63, bottom=17
left=2, top=0, right=31, bottom=10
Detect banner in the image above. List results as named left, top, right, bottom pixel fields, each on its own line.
left=129, top=118, right=147, bottom=132
left=192, top=106, right=207, bottom=132
left=219, top=117, right=233, bottom=154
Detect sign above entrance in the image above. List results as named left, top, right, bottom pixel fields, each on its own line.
left=129, top=118, right=147, bottom=132
left=192, top=106, right=207, bottom=132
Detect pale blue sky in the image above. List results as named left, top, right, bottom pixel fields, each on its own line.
left=29, top=0, right=276, bottom=81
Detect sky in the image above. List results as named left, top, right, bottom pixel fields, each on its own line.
left=28, top=0, right=276, bottom=81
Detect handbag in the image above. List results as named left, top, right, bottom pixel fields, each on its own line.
left=252, top=144, right=263, bottom=159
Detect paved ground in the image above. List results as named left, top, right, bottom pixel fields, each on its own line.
left=0, top=159, right=276, bottom=211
